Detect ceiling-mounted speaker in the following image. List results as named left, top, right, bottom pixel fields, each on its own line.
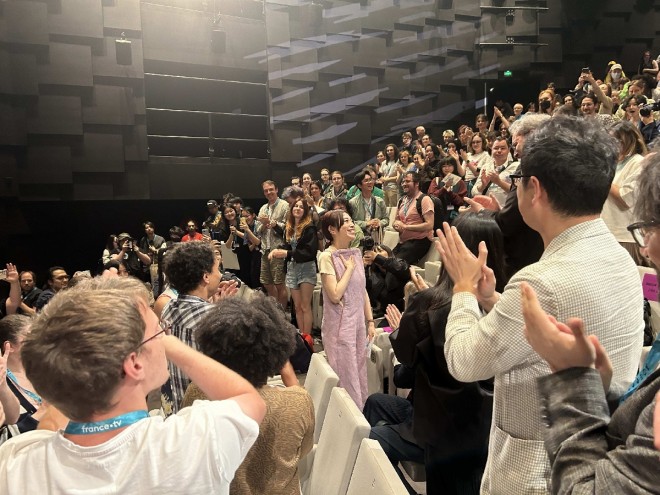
left=115, top=39, right=132, bottom=65
left=212, top=29, right=226, bottom=54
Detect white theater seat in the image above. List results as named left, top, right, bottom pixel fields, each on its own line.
left=367, top=343, right=384, bottom=395
left=303, top=354, right=340, bottom=443
left=346, top=439, right=409, bottom=495
left=302, top=388, right=371, bottom=495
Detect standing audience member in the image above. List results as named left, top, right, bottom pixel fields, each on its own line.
left=268, top=199, right=318, bottom=348
left=182, top=220, right=203, bottom=242
left=101, top=235, right=118, bottom=266
left=159, top=242, right=227, bottom=414
left=217, top=205, right=241, bottom=250
left=323, top=171, right=348, bottom=210
left=521, top=150, right=660, bottom=491
left=182, top=295, right=314, bottom=495
left=436, top=117, right=644, bottom=494
left=257, top=181, right=289, bottom=309
left=203, top=200, right=222, bottom=239
left=380, top=144, right=401, bottom=207
left=0, top=276, right=265, bottom=494
left=427, top=156, right=467, bottom=224
left=234, top=206, right=262, bottom=289
left=34, top=267, right=69, bottom=311
left=471, top=136, right=516, bottom=205
left=18, top=272, right=41, bottom=316
left=601, top=121, right=648, bottom=264
left=319, top=211, right=375, bottom=409
left=350, top=170, right=389, bottom=245
left=109, top=233, right=151, bottom=281
left=392, top=172, right=435, bottom=266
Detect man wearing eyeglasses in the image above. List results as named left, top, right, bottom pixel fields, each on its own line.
left=0, top=276, right=265, bottom=494
left=34, top=267, right=69, bottom=312
left=436, top=117, right=644, bottom=494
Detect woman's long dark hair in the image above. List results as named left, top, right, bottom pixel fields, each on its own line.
left=418, top=212, right=507, bottom=315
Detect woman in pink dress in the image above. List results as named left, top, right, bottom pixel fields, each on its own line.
left=319, top=210, right=375, bottom=408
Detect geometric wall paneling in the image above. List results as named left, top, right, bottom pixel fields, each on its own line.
left=0, top=1, right=49, bottom=46
left=359, top=4, right=399, bottom=31
left=113, top=160, right=150, bottom=200
left=538, top=0, right=562, bottom=30
left=72, top=179, right=115, bottom=201
left=147, top=136, right=210, bottom=158
left=321, top=2, right=365, bottom=34
left=27, top=95, right=83, bottom=135
left=47, top=0, right=104, bottom=40
left=369, top=102, right=404, bottom=138
left=309, top=78, right=347, bottom=114
left=146, top=109, right=208, bottom=138
left=479, top=12, right=505, bottom=43
left=18, top=183, right=73, bottom=201
left=620, top=42, right=652, bottom=71
left=317, top=37, right=356, bottom=75
left=627, top=10, right=657, bottom=40
left=144, top=75, right=267, bottom=115
left=0, top=51, right=39, bottom=95
left=505, top=10, right=539, bottom=38
left=211, top=114, right=268, bottom=141
left=355, top=35, right=388, bottom=70
left=267, top=55, right=283, bottom=90
left=345, top=74, right=380, bottom=108
left=446, top=20, right=478, bottom=53
left=37, top=42, right=93, bottom=87
left=102, top=0, right=142, bottom=33
left=453, top=0, right=482, bottom=21
left=288, top=3, right=324, bottom=39
left=141, top=3, right=266, bottom=70
left=70, top=132, right=125, bottom=173
left=334, top=146, right=371, bottom=175
left=603, top=0, right=636, bottom=13
left=92, top=37, right=145, bottom=79
left=593, top=17, right=625, bottom=48
left=82, top=85, right=135, bottom=125
left=265, top=6, right=291, bottom=48
left=212, top=137, right=269, bottom=159
left=0, top=152, right=18, bottom=197
left=299, top=116, right=341, bottom=154
left=536, top=34, right=563, bottom=64
left=21, top=146, right=73, bottom=184
left=388, top=30, right=427, bottom=61
left=216, top=0, right=265, bottom=21
left=381, top=66, right=411, bottom=99
left=0, top=102, right=27, bottom=146
left=123, top=123, right=148, bottom=162
left=269, top=122, right=302, bottom=162
left=279, top=41, right=322, bottom=83
left=271, top=84, right=312, bottom=122
left=336, top=108, right=372, bottom=145
left=402, top=94, right=435, bottom=120
left=147, top=158, right=271, bottom=200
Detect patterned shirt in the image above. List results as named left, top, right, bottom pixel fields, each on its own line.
left=256, top=199, right=288, bottom=251
left=161, top=294, right=213, bottom=415
left=444, top=219, right=644, bottom=494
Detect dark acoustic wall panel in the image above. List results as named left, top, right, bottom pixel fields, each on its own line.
left=0, top=0, right=147, bottom=201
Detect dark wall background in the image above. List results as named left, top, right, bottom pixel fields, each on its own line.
left=0, top=0, right=658, bottom=278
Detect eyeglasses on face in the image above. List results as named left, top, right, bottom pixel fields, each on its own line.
left=138, top=320, right=171, bottom=348
left=627, top=220, right=659, bottom=248
left=508, top=173, right=532, bottom=187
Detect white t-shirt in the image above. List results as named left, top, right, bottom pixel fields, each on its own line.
left=0, top=400, right=259, bottom=495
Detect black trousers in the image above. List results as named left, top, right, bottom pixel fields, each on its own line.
left=393, top=237, right=432, bottom=266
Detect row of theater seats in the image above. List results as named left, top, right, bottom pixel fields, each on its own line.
left=298, top=353, right=411, bottom=495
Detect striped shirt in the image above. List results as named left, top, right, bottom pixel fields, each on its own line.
left=161, top=294, right=213, bottom=415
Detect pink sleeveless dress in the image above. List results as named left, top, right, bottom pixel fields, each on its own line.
left=321, top=247, right=368, bottom=409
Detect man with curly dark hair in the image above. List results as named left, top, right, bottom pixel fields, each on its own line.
left=160, top=241, right=225, bottom=414
left=182, top=294, right=314, bottom=495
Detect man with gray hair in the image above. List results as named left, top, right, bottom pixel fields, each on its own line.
left=465, top=113, right=549, bottom=278
left=437, top=117, right=644, bottom=494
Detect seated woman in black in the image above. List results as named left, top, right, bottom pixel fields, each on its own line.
left=385, top=212, right=508, bottom=495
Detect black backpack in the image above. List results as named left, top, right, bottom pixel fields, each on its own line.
left=398, top=193, right=449, bottom=233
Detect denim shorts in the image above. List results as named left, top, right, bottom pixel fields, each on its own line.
left=285, top=260, right=317, bottom=289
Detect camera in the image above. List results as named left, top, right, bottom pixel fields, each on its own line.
left=581, top=67, right=591, bottom=74
left=639, top=101, right=660, bottom=118
left=362, top=236, right=375, bottom=251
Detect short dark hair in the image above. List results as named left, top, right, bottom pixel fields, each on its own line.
left=321, top=209, right=348, bottom=241
left=47, top=266, right=66, bottom=281
left=438, top=156, right=458, bottom=174
left=163, top=241, right=215, bottom=294
left=195, top=294, right=296, bottom=387
left=19, top=271, right=37, bottom=283
left=143, top=221, right=155, bottom=229
left=404, top=171, right=420, bottom=184
left=520, top=116, right=617, bottom=216
left=169, top=226, right=184, bottom=239
left=328, top=197, right=354, bottom=217
left=579, top=93, right=598, bottom=105
left=354, top=170, right=369, bottom=188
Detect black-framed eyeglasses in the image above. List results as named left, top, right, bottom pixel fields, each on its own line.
left=138, top=320, right=171, bottom=348
left=509, top=173, right=532, bottom=187
left=627, top=220, right=659, bottom=248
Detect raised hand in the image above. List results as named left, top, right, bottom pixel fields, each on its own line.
left=409, top=266, right=429, bottom=292
left=385, top=304, right=402, bottom=331
left=434, top=222, right=488, bottom=294
left=5, top=264, right=18, bottom=284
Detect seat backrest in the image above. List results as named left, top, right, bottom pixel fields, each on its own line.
left=346, top=439, right=410, bottom=495
left=387, top=206, right=398, bottom=227
left=220, top=242, right=240, bottom=270
left=307, top=388, right=371, bottom=495
left=367, top=343, right=383, bottom=395
left=424, top=260, right=442, bottom=286
left=419, top=237, right=440, bottom=265
left=304, top=353, right=339, bottom=443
